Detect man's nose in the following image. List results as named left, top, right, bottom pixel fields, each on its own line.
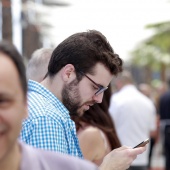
left=92, top=93, right=104, bottom=103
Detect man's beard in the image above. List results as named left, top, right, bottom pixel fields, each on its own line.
left=62, top=79, right=81, bottom=116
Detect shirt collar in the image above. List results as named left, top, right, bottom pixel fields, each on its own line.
left=28, top=80, right=70, bottom=118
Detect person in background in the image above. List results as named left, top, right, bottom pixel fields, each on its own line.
left=20, top=30, right=146, bottom=170
left=158, top=78, right=170, bottom=170
left=72, top=84, right=121, bottom=166
left=26, top=48, right=53, bottom=82
left=138, top=83, right=152, bottom=99
left=109, top=71, right=157, bottom=170
left=138, top=83, right=159, bottom=169
left=0, top=41, right=98, bottom=170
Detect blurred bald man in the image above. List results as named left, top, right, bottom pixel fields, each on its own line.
left=27, top=48, right=53, bottom=82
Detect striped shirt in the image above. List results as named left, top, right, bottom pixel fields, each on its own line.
left=20, top=80, right=83, bottom=158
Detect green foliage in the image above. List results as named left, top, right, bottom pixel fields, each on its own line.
left=146, top=30, right=170, bottom=52
left=130, top=21, right=170, bottom=72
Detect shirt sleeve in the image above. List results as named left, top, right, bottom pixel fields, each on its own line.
left=20, top=115, right=68, bottom=154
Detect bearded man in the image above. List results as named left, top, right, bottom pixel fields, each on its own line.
left=20, top=30, right=145, bottom=170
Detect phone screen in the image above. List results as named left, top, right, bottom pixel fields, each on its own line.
left=133, top=138, right=150, bottom=148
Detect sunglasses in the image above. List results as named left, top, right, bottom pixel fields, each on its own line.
left=80, top=71, right=108, bottom=95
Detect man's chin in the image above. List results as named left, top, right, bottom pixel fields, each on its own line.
left=78, top=112, right=84, bottom=117
left=77, top=108, right=89, bottom=117
left=69, top=109, right=84, bottom=117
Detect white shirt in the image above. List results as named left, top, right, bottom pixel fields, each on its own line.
left=109, top=85, right=156, bottom=166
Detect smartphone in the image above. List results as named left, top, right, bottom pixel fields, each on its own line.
left=133, top=138, right=150, bottom=148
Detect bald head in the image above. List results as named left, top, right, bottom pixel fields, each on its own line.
left=27, top=48, right=53, bottom=82
left=114, top=70, right=134, bottom=90
left=138, top=83, right=151, bottom=98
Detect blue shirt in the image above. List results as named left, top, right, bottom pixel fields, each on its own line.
left=20, top=80, right=83, bottom=158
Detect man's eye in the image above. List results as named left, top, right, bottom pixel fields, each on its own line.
left=0, top=99, right=10, bottom=107
left=0, top=99, right=6, bottom=103
left=93, top=86, right=99, bottom=90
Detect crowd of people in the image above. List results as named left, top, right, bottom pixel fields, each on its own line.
left=0, top=29, right=169, bottom=170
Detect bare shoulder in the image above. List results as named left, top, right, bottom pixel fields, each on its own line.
left=78, top=125, right=107, bottom=161
left=78, top=125, right=103, bottom=143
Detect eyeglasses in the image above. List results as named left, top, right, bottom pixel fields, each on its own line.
left=80, top=71, right=108, bottom=96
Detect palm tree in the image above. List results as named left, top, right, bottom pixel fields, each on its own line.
left=146, top=21, right=170, bottom=53
left=146, top=21, right=170, bottom=81
left=130, top=21, right=170, bottom=82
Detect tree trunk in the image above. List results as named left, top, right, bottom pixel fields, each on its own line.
left=21, top=0, right=42, bottom=59
left=2, top=0, right=12, bottom=42
left=22, top=24, right=42, bottom=59
left=145, top=66, right=152, bottom=84
left=160, top=63, right=166, bottom=82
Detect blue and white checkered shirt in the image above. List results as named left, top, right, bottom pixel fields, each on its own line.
left=20, top=80, right=83, bottom=158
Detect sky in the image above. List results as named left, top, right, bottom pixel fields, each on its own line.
left=31, top=0, right=170, bottom=60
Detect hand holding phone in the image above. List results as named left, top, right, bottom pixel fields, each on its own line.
left=133, top=138, right=150, bottom=148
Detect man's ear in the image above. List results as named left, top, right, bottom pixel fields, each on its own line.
left=62, top=64, right=76, bottom=82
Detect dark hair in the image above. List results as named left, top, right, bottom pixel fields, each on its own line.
left=0, top=41, right=27, bottom=97
left=47, top=30, right=123, bottom=79
left=72, top=85, right=121, bottom=150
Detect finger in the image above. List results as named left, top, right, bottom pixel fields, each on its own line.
left=114, top=146, right=132, bottom=151
left=132, top=146, right=146, bottom=155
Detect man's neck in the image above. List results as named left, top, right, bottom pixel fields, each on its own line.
left=41, top=76, right=63, bottom=101
left=0, top=142, right=21, bottom=170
